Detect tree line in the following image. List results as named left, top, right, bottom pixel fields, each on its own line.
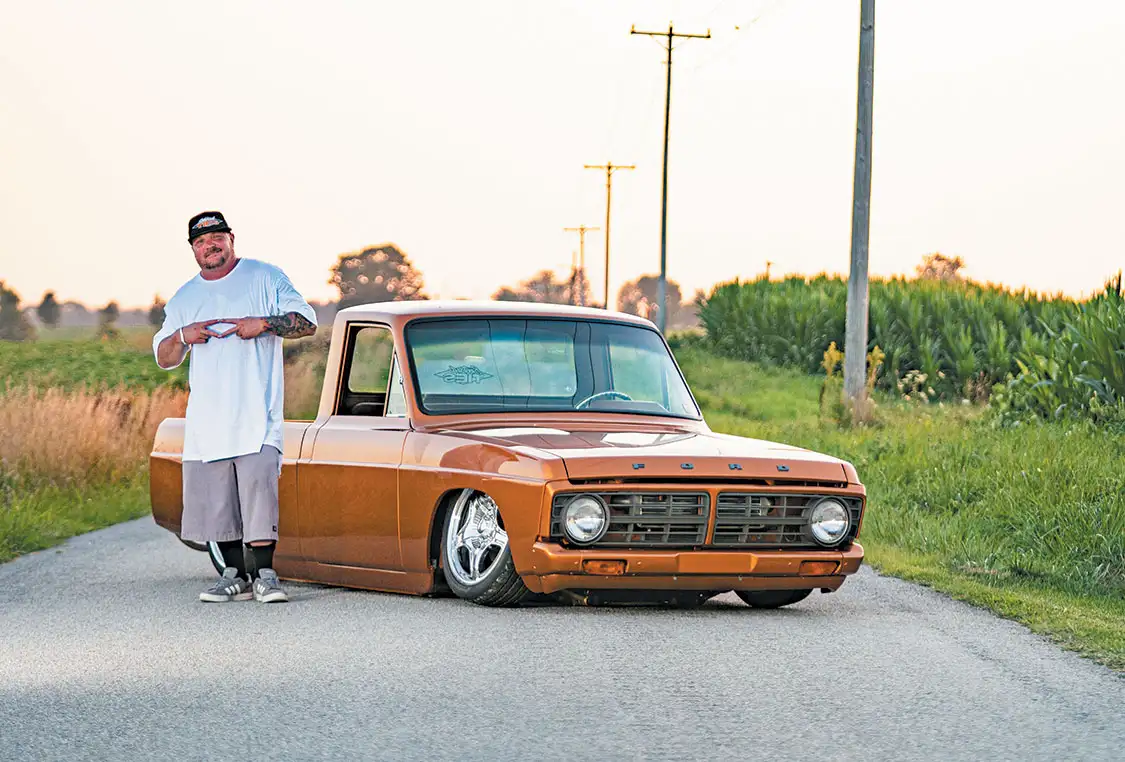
left=1, top=242, right=702, bottom=341
left=329, top=244, right=701, bottom=329
left=0, top=281, right=164, bottom=341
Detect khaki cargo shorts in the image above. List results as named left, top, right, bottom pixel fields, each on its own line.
left=181, top=445, right=281, bottom=543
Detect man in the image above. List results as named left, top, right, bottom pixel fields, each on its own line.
left=154, top=211, right=317, bottom=603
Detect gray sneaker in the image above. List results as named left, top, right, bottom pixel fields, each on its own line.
left=253, top=568, right=289, bottom=603
left=199, top=567, right=253, bottom=602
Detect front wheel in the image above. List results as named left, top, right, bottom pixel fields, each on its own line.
left=735, top=589, right=812, bottom=609
left=178, top=537, right=227, bottom=575
left=441, top=489, right=530, bottom=607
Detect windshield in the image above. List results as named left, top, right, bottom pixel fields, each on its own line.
left=405, top=318, right=701, bottom=419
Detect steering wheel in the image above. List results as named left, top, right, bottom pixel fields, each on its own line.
left=575, top=390, right=634, bottom=409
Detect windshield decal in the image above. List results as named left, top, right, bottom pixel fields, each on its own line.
left=435, top=365, right=494, bottom=385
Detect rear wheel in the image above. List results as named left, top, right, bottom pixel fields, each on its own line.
left=736, top=589, right=812, bottom=609
left=441, top=489, right=530, bottom=607
left=177, top=537, right=227, bottom=575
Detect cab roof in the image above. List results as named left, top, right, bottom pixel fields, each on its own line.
left=335, top=299, right=657, bottom=328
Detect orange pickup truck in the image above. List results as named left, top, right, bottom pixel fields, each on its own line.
left=151, top=300, right=865, bottom=607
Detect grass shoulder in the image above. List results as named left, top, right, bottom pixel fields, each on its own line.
left=0, top=479, right=151, bottom=564
left=868, top=544, right=1125, bottom=672
left=675, top=345, right=1125, bottom=672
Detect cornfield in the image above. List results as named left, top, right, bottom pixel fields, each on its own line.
left=699, top=273, right=1125, bottom=421
left=992, top=276, right=1125, bottom=423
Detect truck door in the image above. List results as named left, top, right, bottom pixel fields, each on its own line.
left=298, top=323, right=410, bottom=571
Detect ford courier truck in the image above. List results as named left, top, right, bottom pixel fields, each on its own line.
left=151, top=301, right=866, bottom=607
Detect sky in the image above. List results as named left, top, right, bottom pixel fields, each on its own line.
left=1, top=0, right=1123, bottom=309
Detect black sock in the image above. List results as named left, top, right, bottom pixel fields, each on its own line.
left=217, top=540, right=248, bottom=580
left=248, top=543, right=276, bottom=579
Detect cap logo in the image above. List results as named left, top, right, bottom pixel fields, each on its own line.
left=192, top=216, right=223, bottom=231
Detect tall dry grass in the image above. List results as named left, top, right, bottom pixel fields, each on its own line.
left=284, top=354, right=325, bottom=420
left=0, top=386, right=187, bottom=487
left=283, top=329, right=331, bottom=420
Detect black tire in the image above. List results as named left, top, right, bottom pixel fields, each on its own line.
left=440, top=490, right=531, bottom=607
left=177, top=537, right=227, bottom=575
left=735, top=589, right=812, bottom=609
left=178, top=538, right=208, bottom=553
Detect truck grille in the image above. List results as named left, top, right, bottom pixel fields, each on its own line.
left=551, top=492, right=862, bottom=549
left=551, top=492, right=709, bottom=547
left=713, top=493, right=862, bottom=548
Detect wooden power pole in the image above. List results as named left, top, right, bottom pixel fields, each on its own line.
left=564, top=225, right=599, bottom=306
left=844, top=0, right=875, bottom=403
left=631, top=23, right=710, bottom=333
left=584, top=162, right=635, bottom=310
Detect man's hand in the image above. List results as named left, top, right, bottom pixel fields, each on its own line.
left=182, top=319, right=232, bottom=345
left=215, top=313, right=315, bottom=340
left=213, top=317, right=269, bottom=340
left=156, top=320, right=225, bottom=369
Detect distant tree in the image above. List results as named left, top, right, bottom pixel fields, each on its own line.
left=915, top=252, right=965, bottom=282
left=148, top=295, right=166, bottom=328
left=492, top=269, right=584, bottom=305
left=0, top=281, right=36, bottom=341
left=617, top=275, right=686, bottom=327
left=329, top=244, right=427, bottom=307
left=98, top=301, right=120, bottom=340
left=37, top=291, right=60, bottom=329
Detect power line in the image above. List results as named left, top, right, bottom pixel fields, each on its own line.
left=685, top=0, right=791, bottom=76
left=584, top=162, right=635, bottom=310
left=698, top=0, right=737, bottom=24
left=630, top=23, right=711, bottom=334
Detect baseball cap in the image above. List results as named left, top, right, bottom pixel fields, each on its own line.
left=188, top=211, right=233, bottom=242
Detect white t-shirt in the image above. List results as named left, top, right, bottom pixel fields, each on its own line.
left=153, top=258, right=317, bottom=463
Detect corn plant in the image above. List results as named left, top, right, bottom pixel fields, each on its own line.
left=697, top=272, right=1110, bottom=418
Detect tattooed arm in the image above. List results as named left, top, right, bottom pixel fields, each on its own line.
left=219, top=313, right=317, bottom=340
left=264, top=312, right=316, bottom=339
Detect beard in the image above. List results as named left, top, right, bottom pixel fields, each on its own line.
left=200, top=249, right=229, bottom=269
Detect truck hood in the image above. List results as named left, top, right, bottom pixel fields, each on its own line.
left=438, top=424, right=850, bottom=482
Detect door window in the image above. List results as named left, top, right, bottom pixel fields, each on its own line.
left=347, top=325, right=395, bottom=394
left=339, top=324, right=402, bottom=417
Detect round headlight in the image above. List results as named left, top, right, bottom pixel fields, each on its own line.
left=563, top=495, right=608, bottom=544
left=809, top=499, right=850, bottom=546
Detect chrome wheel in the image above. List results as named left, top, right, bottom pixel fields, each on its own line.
left=206, top=541, right=226, bottom=574
left=445, top=490, right=509, bottom=586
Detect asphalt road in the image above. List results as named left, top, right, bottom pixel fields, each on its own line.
left=1, top=519, right=1122, bottom=762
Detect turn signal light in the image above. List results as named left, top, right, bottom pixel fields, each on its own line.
left=800, top=560, right=839, bottom=576
left=583, top=560, right=627, bottom=575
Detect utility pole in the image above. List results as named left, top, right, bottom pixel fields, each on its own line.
left=564, top=225, right=599, bottom=307
left=584, top=162, right=635, bottom=310
left=844, top=0, right=875, bottom=403
left=631, top=23, right=710, bottom=333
